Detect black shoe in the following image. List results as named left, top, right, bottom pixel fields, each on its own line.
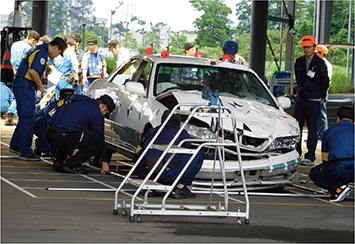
left=34, top=139, right=41, bottom=156
left=9, top=148, right=20, bottom=155
left=62, top=165, right=87, bottom=175
left=53, top=161, right=66, bottom=173
left=172, top=186, right=196, bottom=199
left=41, top=152, right=52, bottom=159
left=19, top=153, right=40, bottom=161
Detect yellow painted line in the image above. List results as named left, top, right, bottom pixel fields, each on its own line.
left=34, top=196, right=115, bottom=201
left=31, top=195, right=354, bottom=208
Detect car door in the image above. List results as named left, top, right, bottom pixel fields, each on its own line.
left=108, top=58, right=153, bottom=155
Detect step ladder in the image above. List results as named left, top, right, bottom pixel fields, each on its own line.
left=113, top=103, right=250, bottom=224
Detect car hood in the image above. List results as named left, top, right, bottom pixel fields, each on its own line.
left=170, top=91, right=299, bottom=139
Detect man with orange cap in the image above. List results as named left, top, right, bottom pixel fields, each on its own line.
left=294, top=36, right=330, bottom=166
left=315, top=44, right=332, bottom=142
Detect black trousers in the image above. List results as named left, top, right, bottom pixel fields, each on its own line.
left=45, top=128, right=104, bottom=168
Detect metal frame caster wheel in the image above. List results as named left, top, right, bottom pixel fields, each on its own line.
left=122, top=210, right=128, bottom=216
left=137, top=216, right=143, bottom=223
left=113, top=209, right=118, bottom=215
left=129, top=216, right=135, bottom=221
left=237, top=218, right=243, bottom=225
left=244, top=219, right=250, bottom=225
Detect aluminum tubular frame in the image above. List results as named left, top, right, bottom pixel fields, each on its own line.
left=113, top=103, right=250, bottom=224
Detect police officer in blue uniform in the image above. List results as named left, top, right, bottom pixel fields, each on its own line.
left=309, top=107, right=354, bottom=203
left=1, top=81, right=14, bottom=115
left=45, top=94, right=115, bottom=174
left=34, top=88, right=75, bottom=159
left=52, top=38, right=79, bottom=99
left=81, top=38, right=108, bottom=95
left=294, top=36, right=329, bottom=166
left=136, top=110, right=205, bottom=199
left=5, top=30, right=40, bottom=126
left=9, top=37, right=67, bottom=161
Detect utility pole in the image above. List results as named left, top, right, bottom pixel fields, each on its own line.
left=101, top=21, right=105, bottom=47
left=110, top=10, right=115, bottom=41
left=82, top=23, right=86, bottom=51
left=346, top=0, right=352, bottom=79
left=13, top=0, right=24, bottom=27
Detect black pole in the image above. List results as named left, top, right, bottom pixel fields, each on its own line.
left=31, top=0, right=49, bottom=36
left=249, top=0, right=269, bottom=80
left=82, top=24, right=86, bottom=51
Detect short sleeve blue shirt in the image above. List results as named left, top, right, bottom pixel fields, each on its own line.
left=82, top=51, right=106, bottom=76
left=10, top=39, right=32, bottom=70
left=15, top=43, right=48, bottom=82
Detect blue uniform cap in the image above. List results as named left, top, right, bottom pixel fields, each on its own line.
left=99, top=94, right=115, bottom=113
left=337, top=107, right=354, bottom=120
left=223, top=40, right=238, bottom=55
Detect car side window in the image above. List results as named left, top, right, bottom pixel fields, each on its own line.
left=137, top=62, right=152, bottom=89
left=111, top=60, right=143, bottom=86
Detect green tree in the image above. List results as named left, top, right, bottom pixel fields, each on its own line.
left=234, top=0, right=251, bottom=36
left=67, top=0, right=96, bottom=35
left=168, top=33, right=188, bottom=50
left=136, top=19, right=147, bottom=44
left=235, top=33, right=250, bottom=62
left=49, top=0, right=95, bottom=38
left=7, top=1, right=33, bottom=27
left=122, top=32, right=138, bottom=50
left=190, top=0, right=233, bottom=47
left=197, top=46, right=223, bottom=59
left=142, top=32, right=162, bottom=52
left=149, top=22, right=167, bottom=34
left=48, top=0, right=67, bottom=37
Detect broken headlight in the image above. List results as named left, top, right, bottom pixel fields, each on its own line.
left=267, top=136, right=299, bottom=151
left=185, top=124, right=216, bottom=140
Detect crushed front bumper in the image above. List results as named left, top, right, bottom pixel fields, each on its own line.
left=193, top=150, right=300, bottom=191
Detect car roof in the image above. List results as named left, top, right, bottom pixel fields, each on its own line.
left=132, top=54, right=251, bottom=72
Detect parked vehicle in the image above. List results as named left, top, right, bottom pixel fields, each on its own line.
left=87, top=55, right=301, bottom=190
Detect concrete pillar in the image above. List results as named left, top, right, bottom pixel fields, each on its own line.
left=249, top=0, right=269, bottom=80
left=32, top=0, right=49, bottom=36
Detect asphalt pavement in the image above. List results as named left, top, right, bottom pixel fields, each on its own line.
left=1, top=105, right=354, bottom=243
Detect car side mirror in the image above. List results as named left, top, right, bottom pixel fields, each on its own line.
left=125, top=81, right=145, bottom=96
left=277, top=96, right=291, bottom=109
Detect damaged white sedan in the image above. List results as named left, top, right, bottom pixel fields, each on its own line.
left=87, top=55, right=300, bottom=190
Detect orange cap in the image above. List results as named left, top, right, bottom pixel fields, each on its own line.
left=301, top=35, right=316, bottom=47
left=315, top=44, right=329, bottom=54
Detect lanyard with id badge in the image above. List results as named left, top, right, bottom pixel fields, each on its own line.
left=307, top=66, right=316, bottom=79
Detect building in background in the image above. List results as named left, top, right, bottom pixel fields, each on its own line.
left=1, top=15, right=10, bottom=30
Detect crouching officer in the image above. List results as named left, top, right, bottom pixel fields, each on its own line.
left=136, top=110, right=205, bottom=199
left=45, top=94, right=115, bottom=174
left=34, top=88, right=75, bottom=158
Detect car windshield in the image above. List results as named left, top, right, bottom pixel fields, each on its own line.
left=154, top=63, right=277, bottom=107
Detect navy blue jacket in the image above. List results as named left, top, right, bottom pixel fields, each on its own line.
left=48, top=94, right=104, bottom=134
left=322, top=120, right=355, bottom=175
left=47, top=94, right=108, bottom=161
left=294, top=54, right=329, bottom=100
left=138, top=122, right=191, bottom=163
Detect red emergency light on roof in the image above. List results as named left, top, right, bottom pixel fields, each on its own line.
left=222, top=55, right=231, bottom=62
left=195, top=51, right=203, bottom=58
left=145, top=47, right=154, bottom=55
left=161, top=50, right=169, bottom=58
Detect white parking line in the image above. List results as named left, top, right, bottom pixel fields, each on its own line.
left=1, top=176, right=36, bottom=198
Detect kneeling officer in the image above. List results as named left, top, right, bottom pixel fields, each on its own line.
left=45, top=94, right=115, bottom=174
